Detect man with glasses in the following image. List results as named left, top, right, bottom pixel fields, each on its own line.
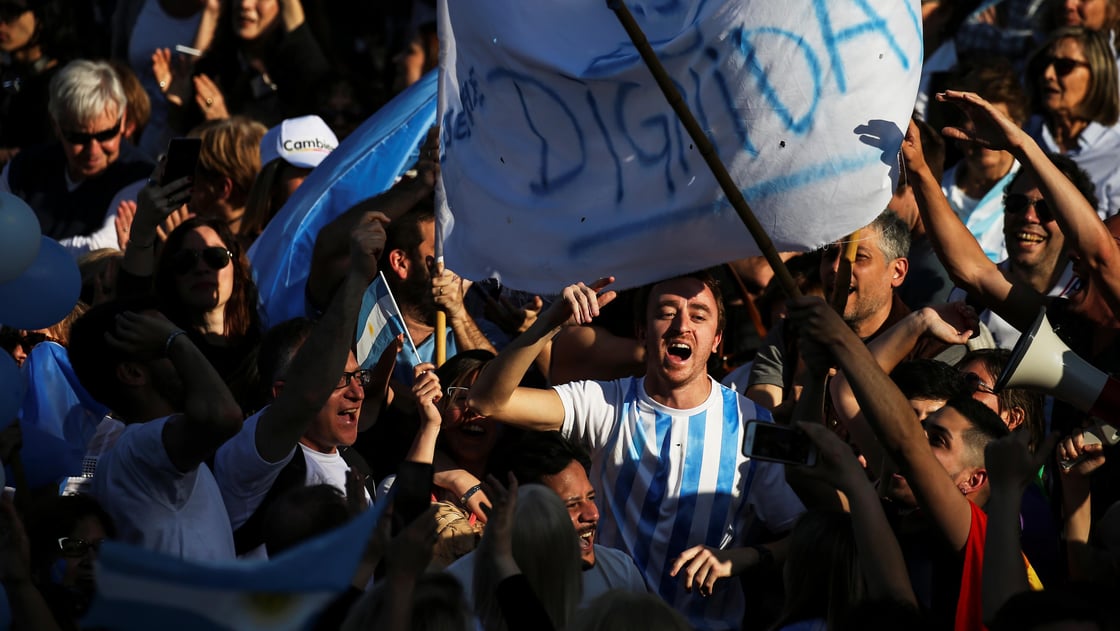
left=0, top=58, right=152, bottom=252
left=946, top=152, right=1095, bottom=349
left=214, top=214, right=388, bottom=556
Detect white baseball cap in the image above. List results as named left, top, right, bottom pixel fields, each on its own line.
left=259, top=115, right=339, bottom=169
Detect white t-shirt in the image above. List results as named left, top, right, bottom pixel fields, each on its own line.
left=213, top=407, right=371, bottom=532
left=556, top=376, right=805, bottom=631
left=91, top=415, right=235, bottom=561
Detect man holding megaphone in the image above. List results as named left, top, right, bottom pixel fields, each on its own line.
left=904, top=90, right=1120, bottom=514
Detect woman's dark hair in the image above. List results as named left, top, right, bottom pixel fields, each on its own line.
left=154, top=216, right=260, bottom=339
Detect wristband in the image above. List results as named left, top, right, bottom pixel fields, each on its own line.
left=459, top=484, right=483, bottom=506
left=164, top=329, right=187, bottom=356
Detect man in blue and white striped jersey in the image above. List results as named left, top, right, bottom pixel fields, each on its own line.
left=469, top=271, right=805, bottom=631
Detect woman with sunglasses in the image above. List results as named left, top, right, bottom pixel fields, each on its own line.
left=151, top=216, right=261, bottom=407
left=117, top=169, right=262, bottom=410
left=1025, top=26, right=1120, bottom=219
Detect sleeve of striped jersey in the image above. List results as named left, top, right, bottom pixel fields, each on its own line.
left=553, top=379, right=623, bottom=451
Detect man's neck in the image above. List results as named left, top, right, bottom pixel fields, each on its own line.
left=299, top=437, right=339, bottom=455
left=850, top=306, right=891, bottom=339
left=644, top=373, right=712, bottom=410
left=403, top=311, right=434, bottom=346
left=1009, top=258, right=1067, bottom=295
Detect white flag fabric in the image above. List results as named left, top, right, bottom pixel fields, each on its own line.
left=355, top=271, right=412, bottom=371
left=438, top=0, right=923, bottom=294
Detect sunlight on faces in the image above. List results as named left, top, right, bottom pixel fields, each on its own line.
left=1038, top=38, right=1092, bottom=118
left=541, top=461, right=599, bottom=568
left=57, top=109, right=124, bottom=181
left=909, top=398, right=946, bottom=422
left=1056, top=0, right=1111, bottom=29
left=234, top=0, right=279, bottom=41
left=819, top=229, right=905, bottom=333
left=1002, top=175, right=1066, bottom=275
left=958, top=359, right=1001, bottom=417
left=642, top=277, right=722, bottom=390
left=173, top=226, right=235, bottom=313
left=439, top=371, right=502, bottom=467
left=923, top=407, right=983, bottom=492
left=302, top=351, right=364, bottom=454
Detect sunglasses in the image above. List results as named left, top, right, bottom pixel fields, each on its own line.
left=57, top=537, right=104, bottom=558
left=61, top=117, right=123, bottom=146
left=963, top=372, right=997, bottom=396
left=336, top=369, right=372, bottom=390
left=1042, top=55, right=1091, bottom=77
left=1004, top=193, right=1052, bottom=223
left=170, top=246, right=232, bottom=275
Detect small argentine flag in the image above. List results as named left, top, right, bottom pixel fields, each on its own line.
left=83, top=492, right=390, bottom=631
left=355, top=271, right=420, bottom=371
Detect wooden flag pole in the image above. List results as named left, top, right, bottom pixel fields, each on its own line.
left=606, top=0, right=801, bottom=300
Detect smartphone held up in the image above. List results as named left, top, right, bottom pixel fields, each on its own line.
left=743, top=420, right=818, bottom=467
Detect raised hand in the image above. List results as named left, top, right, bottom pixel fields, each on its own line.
left=1058, top=428, right=1107, bottom=477
left=920, top=301, right=979, bottom=345
left=539, top=277, right=617, bottom=330
left=193, top=74, right=229, bottom=120
left=669, top=544, right=736, bottom=596
left=349, top=211, right=390, bottom=283
left=936, top=90, right=1027, bottom=152
left=411, top=363, right=442, bottom=427
left=986, top=430, right=1059, bottom=490
left=431, top=265, right=468, bottom=320
left=115, top=200, right=137, bottom=251
left=105, top=311, right=182, bottom=360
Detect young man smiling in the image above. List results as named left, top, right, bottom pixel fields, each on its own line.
left=468, top=272, right=804, bottom=631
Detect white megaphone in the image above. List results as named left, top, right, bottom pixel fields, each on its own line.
left=995, top=307, right=1120, bottom=469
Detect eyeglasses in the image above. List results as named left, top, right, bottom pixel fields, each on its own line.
left=60, top=117, right=123, bottom=146
left=963, top=372, right=997, bottom=396
left=57, top=537, right=104, bottom=558
left=445, top=386, right=471, bottom=408
left=336, top=369, right=372, bottom=390
left=170, top=246, right=233, bottom=275
left=1042, top=55, right=1091, bottom=77
left=1004, top=194, right=1052, bottom=223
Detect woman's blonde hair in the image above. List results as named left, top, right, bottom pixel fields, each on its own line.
left=191, top=116, right=267, bottom=205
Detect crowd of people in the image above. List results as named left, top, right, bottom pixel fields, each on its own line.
left=2, top=0, right=1120, bottom=630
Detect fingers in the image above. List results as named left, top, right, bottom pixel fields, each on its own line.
left=669, top=544, right=704, bottom=576
left=563, top=282, right=602, bottom=324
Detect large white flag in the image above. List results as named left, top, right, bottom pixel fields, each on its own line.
left=438, top=0, right=922, bottom=294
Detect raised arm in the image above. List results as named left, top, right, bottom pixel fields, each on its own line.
left=831, top=303, right=977, bottom=477
left=307, top=130, right=438, bottom=310
left=940, top=90, right=1120, bottom=319
left=903, top=118, right=1042, bottom=331
left=788, top=296, right=976, bottom=549
left=981, top=431, right=1058, bottom=624
left=1057, top=430, right=1110, bottom=582
left=106, top=311, right=243, bottom=472
left=468, top=279, right=616, bottom=431
left=255, top=212, right=389, bottom=462
left=797, top=422, right=917, bottom=606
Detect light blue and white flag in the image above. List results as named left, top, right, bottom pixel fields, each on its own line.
left=355, top=271, right=420, bottom=372
left=83, top=493, right=389, bottom=631
left=249, top=72, right=438, bottom=328
left=437, top=0, right=923, bottom=294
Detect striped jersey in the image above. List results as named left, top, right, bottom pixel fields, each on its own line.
left=556, top=376, right=805, bottom=631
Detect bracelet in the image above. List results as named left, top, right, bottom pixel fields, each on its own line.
left=459, top=484, right=483, bottom=506
left=164, top=329, right=187, bottom=356
left=128, top=238, right=156, bottom=249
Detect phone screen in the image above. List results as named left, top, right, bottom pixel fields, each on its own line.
left=744, top=420, right=817, bottom=466
left=161, top=137, right=202, bottom=187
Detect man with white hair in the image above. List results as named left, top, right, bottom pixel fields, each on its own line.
left=1, top=58, right=152, bottom=249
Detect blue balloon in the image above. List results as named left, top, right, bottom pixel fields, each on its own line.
left=0, top=352, right=22, bottom=429
left=0, top=237, right=81, bottom=330
left=0, top=193, right=40, bottom=283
